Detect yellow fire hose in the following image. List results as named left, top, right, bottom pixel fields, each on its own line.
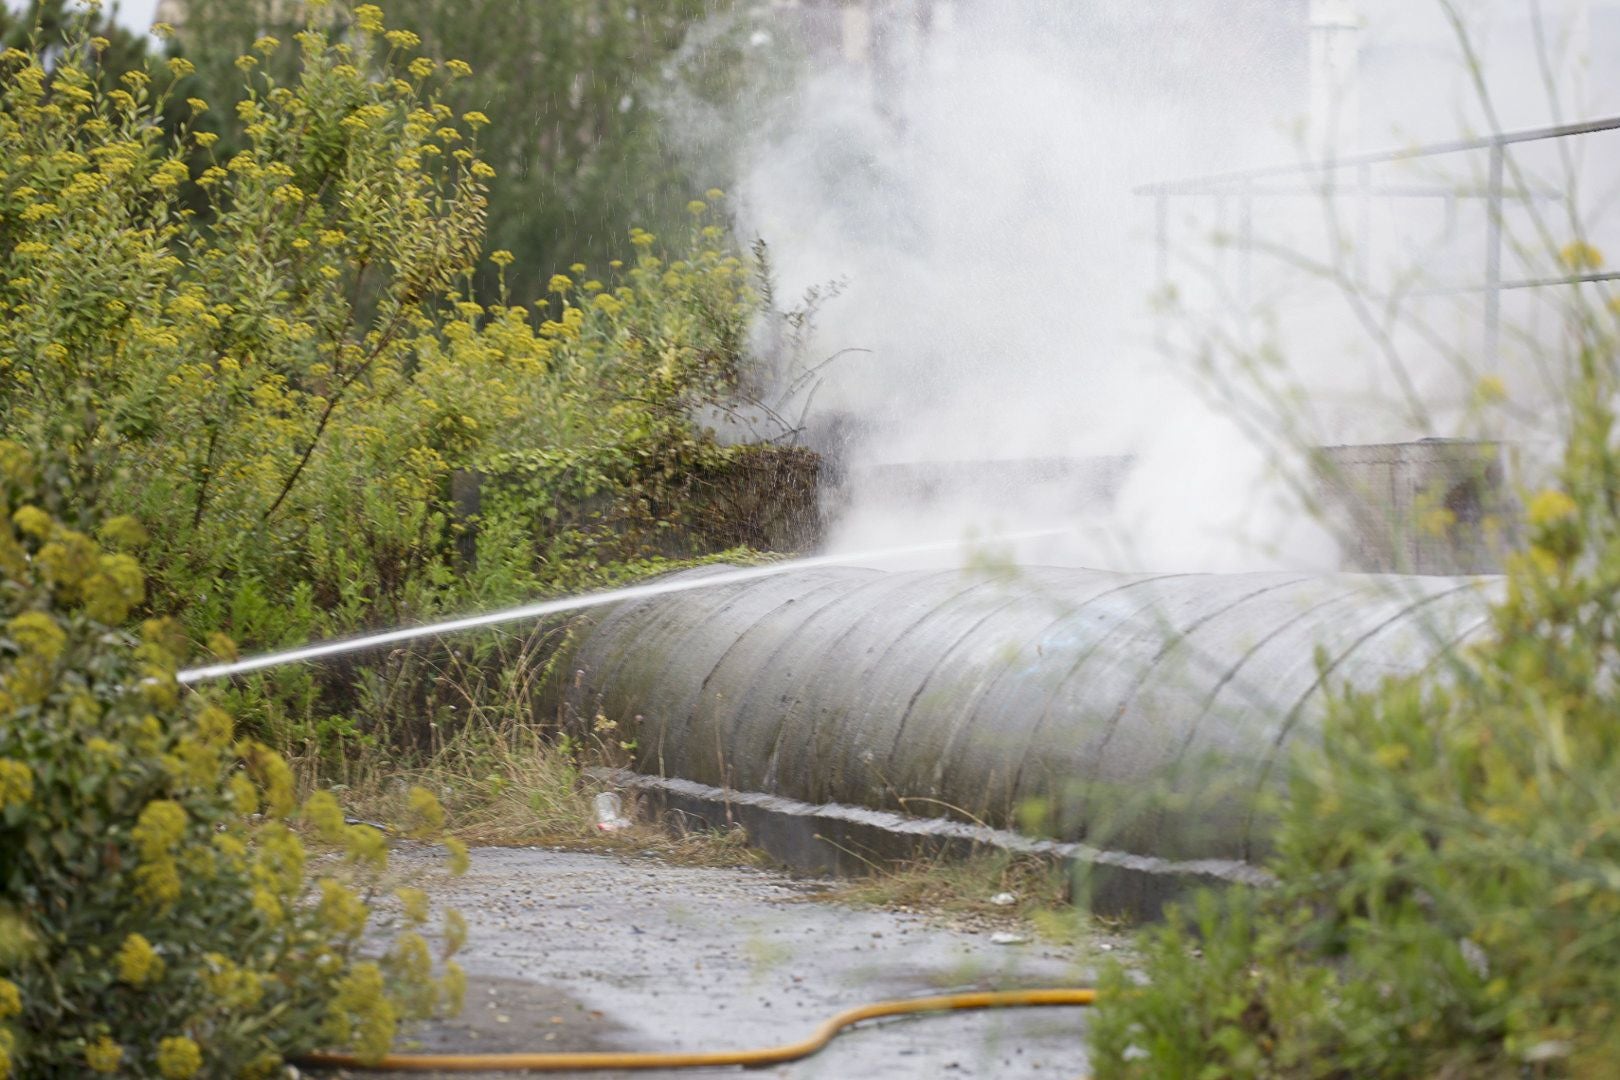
left=294, top=987, right=1097, bottom=1072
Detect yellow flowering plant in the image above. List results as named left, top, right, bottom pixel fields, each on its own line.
left=1092, top=425, right=1620, bottom=1075
left=0, top=26, right=815, bottom=1067
left=1087, top=55, right=1620, bottom=1080
left=0, top=6, right=793, bottom=1068
left=0, top=448, right=465, bottom=1077
left=0, top=0, right=488, bottom=567
left=0, top=0, right=788, bottom=676
left=3, top=430, right=479, bottom=1080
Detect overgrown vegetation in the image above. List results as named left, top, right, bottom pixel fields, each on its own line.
left=0, top=1, right=813, bottom=1073
left=0, top=450, right=468, bottom=1077
left=163, top=0, right=781, bottom=302
left=0, top=0, right=806, bottom=754
left=1088, top=4, right=1620, bottom=1072
left=1090, top=391, right=1620, bottom=1074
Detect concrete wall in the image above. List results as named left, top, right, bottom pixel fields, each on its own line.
left=1314, top=439, right=1519, bottom=574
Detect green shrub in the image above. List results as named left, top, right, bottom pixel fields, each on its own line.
left=164, top=0, right=759, bottom=303
left=0, top=441, right=466, bottom=1077
left=0, top=1, right=489, bottom=587
left=0, top=0, right=792, bottom=772
left=1088, top=325, right=1620, bottom=1074
left=0, top=0, right=768, bottom=618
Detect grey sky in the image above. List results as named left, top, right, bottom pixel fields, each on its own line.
left=2, top=1, right=161, bottom=33
left=110, top=0, right=159, bottom=32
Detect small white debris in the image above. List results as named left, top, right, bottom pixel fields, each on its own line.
left=989, top=931, right=1029, bottom=945
left=594, top=792, right=633, bottom=831
left=1523, top=1040, right=1572, bottom=1063
left=989, top=892, right=1017, bottom=907
left=1459, top=937, right=1489, bottom=979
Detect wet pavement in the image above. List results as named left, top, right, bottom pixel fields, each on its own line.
left=318, top=845, right=1104, bottom=1079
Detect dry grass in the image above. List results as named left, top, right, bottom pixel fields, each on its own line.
left=280, top=637, right=1103, bottom=919
left=810, top=848, right=1127, bottom=947
left=308, top=732, right=1140, bottom=948
left=303, top=710, right=772, bottom=871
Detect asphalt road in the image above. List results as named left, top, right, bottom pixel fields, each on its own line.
left=311, top=845, right=1107, bottom=1079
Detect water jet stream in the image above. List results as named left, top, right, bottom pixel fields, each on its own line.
left=176, top=529, right=1066, bottom=685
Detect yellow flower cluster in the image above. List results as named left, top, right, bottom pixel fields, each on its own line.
left=322, top=962, right=397, bottom=1064
left=132, top=801, right=188, bottom=906
left=319, top=879, right=370, bottom=937
left=444, top=836, right=470, bottom=876
left=439, top=960, right=468, bottom=1014
left=83, top=1036, right=122, bottom=1073
left=302, top=789, right=348, bottom=842
left=1527, top=488, right=1578, bottom=527
left=1558, top=240, right=1604, bottom=272
left=92, top=515, right=145, bottom=554
left=149, top=160, right=190, bottom=191
left=132, top=800, right=187, bottom=861
left=7, top=611, right=63, bottom=661
left=84, top=736, right=120, bottom=761
left=420, top=896, right=457, bottom=953
left=238, top=738, right=297, bottom=818
left=198, top=953, right=265, bottom=1009
left=345, top=821, right=389, bottom=867
left=355, top=4, right=386, bottom=33
left=0, top=761, right=33, bottom=812
left=114, top=933, right=165, bottom=986
left=397, top=887, right=431, bottom=924
left=155, top=1035, right=202, bottom=1079
left=5, top=610, right=64, bottom=705
left=252, top=823, right=307, bottom=901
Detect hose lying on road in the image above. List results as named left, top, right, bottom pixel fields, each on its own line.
left=293, top=987, right=1097, bottom=1072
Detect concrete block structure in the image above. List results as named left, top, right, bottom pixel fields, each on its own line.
left=1314, top=439, right=1519, bottom=575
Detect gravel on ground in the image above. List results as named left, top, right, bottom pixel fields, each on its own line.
left=310, top=844, right=1118, bottom=1079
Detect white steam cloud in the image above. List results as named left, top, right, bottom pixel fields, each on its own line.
left=700, top=0, right=1618, bottom=572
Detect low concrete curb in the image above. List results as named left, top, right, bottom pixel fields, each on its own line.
left=589, top=767, right=1273, bottom=919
